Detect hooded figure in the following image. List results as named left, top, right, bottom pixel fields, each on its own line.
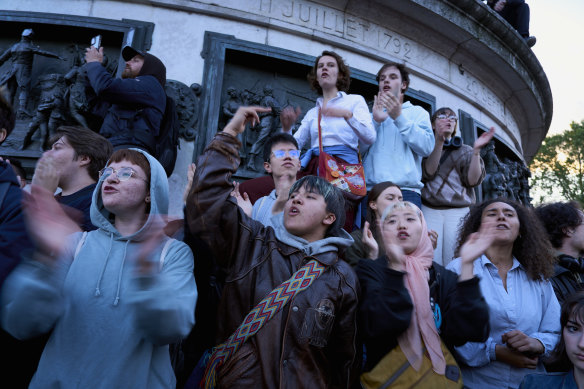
left=1, top=149, right=197, bottom=389
left=84, top=46, right=167, bottom=154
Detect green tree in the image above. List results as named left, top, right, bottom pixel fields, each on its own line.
left=530, top=120, right=584, bottom=206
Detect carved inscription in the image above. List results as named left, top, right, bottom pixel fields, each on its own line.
left=258, top=0, right=414, bottom=60
left=464, top=74, right=504, bottom=117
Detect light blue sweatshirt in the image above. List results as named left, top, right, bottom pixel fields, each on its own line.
left=362, top=101, right=434, bottom=193
left=1, top=149, right=197, bottom=389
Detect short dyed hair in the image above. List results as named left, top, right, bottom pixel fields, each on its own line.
left=0, top=92, right=15, bottom=140
left=535, top=202, right=584, bottom=249
left=289, top=175, right=345, bottom=237
left=376, top=62, right=410, bottom=93
left=263, top=132, right=299, bottom=162
left=49, top=126, right=113, bottom=181
left=107, top=149, right=151, bottom=183
left=307, top=51, right=351, bottom=95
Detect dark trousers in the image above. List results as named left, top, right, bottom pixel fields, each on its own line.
left=498, top=2, right=530, bottom=36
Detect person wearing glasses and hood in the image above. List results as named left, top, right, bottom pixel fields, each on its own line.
left=421, top=107, right=495, bottom=266
left=84, top=45, right=166, bottom=155
left=1, top=148, right=197, bottom=389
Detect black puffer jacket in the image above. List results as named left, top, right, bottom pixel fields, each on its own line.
left=551, top=254, right=584, bottom=305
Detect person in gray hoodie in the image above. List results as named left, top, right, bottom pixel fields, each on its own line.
left=1, top=148, right=197, bottom=389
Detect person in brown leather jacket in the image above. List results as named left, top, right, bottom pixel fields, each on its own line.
left=186, top=106, right=361, bottom=388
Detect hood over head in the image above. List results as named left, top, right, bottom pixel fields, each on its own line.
left=121, top=46, right=166, bottom=87
left=90, top=148, right=168, bottom=241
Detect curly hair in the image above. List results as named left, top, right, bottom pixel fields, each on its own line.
left=455, top=198, right=556, bottom=280
left=307, top=51, right=351, bottom=95
left=535, top=202, right=583, bottom=249
left=545, top=291, right=584, bottom=371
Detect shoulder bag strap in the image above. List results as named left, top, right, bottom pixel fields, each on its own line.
left=203, top=258, right=326, bottom=388
left=317, top=108, right=323, bottom=153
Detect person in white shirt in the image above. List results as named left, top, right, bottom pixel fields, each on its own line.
left=447, top=198, right=560, bottom=389
left=281, top=50, right=375, bottom=231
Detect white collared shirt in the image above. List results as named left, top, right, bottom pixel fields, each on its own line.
left=447, top=255, right=561, bottom=389
left=292, top=91, right=376, bottom=151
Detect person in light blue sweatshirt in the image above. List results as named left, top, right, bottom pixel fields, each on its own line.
left=362, top=63, right=434, bottom=208
left=1, top=148, right=197, bottom=389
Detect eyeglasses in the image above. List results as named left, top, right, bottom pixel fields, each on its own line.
left=436, top=114, right=457, bottom=122
left=271, top=149, right=300, bottom=159
left=99, top=167, right=148, bottom=182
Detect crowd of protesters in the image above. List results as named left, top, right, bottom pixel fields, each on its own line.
left=0, top=32, right=579, bottom=389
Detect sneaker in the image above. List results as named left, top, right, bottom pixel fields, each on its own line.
left=524, top=36, right=536, bottom=47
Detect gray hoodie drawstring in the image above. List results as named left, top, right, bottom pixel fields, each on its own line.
left=113, top=240, right=130, bottom=306
left=95, top=234, right=114, bottom=297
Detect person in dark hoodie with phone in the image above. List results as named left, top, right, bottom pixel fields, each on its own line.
left=84, top=44, right=166, bottom=155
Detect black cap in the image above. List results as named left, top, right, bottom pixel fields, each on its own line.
left=121, top=45, right=147, bottom=61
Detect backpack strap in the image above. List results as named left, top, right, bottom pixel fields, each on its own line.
left=203, top=258, right=327, bottom=388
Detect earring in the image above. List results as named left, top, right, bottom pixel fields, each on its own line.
left=145, top=196, right=151, bottom=203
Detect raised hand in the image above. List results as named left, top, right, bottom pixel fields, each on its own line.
left=85, top=46, right=104, bottom=64
left=361, top=221, right=380, bottom=259
left=372, top=94, right=389, bottom=123
left=230, top=181, right=252, bottom=217
left=473, top=126, right=496, bottom=151
left=23, top=185, right=82, bottom=260
left=280, top=106, right=301, bottom=132
left=223, top=106, right=272, bottom=137
left=428, top=229, right=438, bottom=250
left=377, top=91, right=402, bottom=120
left=32, top=154, right=59, bottom=194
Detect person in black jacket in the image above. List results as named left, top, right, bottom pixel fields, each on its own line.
left=487, top=0, right=536, bottom=47
left=357, top=201, right=489, bottom=382
left=84, top=45, right=166, bottom=155
left=535, top=202, right=584, bottom=304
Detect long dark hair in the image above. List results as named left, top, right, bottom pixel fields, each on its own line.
left=455, top=198, right=556, bottom=280
left=307, top=50, right=351, bottom=95
left=546, top=291, right=584, bottom=371
left=367, top=181, right=401, bottom=245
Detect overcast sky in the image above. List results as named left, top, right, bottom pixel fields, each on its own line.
left=531, top=0, right=584, bottom=135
